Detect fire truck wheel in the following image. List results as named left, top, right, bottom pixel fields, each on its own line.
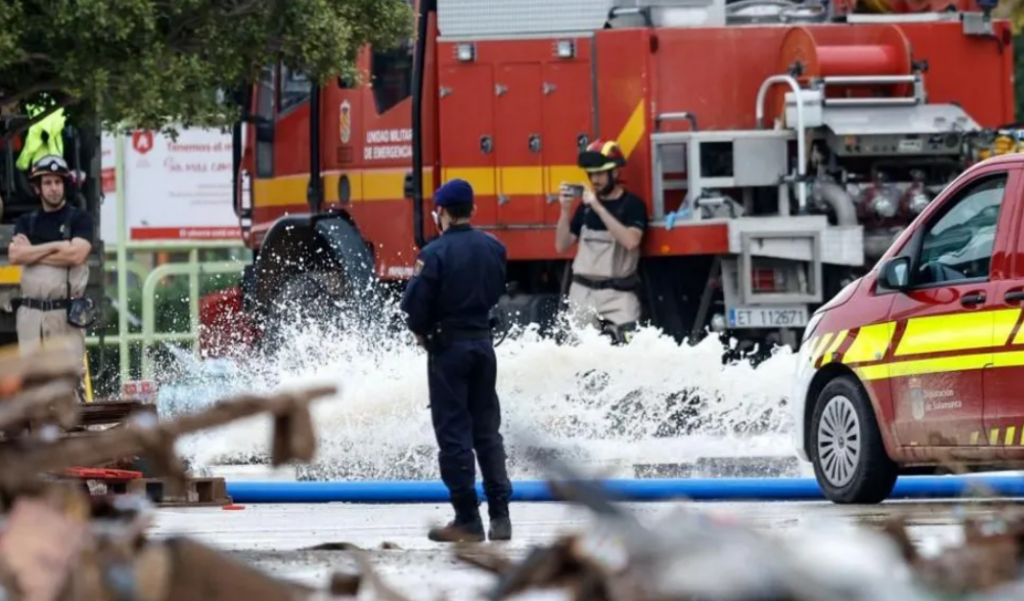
left=809, top=375, right=898, bottom=504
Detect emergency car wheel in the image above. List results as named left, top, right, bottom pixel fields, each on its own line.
left=810, top=376, right=898, bottom=504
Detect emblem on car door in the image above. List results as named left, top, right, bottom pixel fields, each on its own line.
left=909, top=376, right=925, bottom=421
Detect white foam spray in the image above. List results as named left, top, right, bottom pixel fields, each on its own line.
left=165, top=292, right=805, bottom=480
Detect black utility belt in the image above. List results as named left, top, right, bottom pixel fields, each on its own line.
left=443, top=329, right=492, bottom=341
left=15, top=297, right=70, bottom=311
left=572, top=274, right=639, bottom=292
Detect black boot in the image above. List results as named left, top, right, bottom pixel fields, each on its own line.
left=487, top=501, right=512, bottom=541
left=428, top=493, right=485, bottom=543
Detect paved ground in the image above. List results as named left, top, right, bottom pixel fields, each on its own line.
left=147, top=498, right=1020, bottom=599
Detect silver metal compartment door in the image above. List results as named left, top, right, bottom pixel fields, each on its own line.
left=437, top=0, right=615, bottom=37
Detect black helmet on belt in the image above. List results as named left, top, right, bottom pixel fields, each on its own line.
left=577, top=139, right=627, bottom=173
left=29, top=154, right=70, bottom=181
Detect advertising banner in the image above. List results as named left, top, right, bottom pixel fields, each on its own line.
left=99, top=128, right=244, bottom=244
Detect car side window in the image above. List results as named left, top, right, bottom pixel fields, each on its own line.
left=914, top=173, right=1007, bottom=287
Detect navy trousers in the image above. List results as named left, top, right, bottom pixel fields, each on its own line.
left=428, top=338, right=512, bottom=507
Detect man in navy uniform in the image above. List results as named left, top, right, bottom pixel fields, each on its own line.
left=400, top=178, right=513, bottom=543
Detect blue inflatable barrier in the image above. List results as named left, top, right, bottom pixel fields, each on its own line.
left=224, top=475, right=1024, bottom=504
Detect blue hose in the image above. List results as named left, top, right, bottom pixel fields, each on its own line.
left=225, top=475, right=1024, bottom=504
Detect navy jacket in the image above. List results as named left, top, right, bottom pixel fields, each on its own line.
left=400, top=224, right=507, bottom=336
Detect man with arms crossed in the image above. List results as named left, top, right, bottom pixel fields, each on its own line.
left=9, top=155, right=94, bottom=396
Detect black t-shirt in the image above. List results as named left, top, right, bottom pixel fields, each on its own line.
left=14, top=204, right=94, bottom=245
left=569, top=192, right=648, bottom=237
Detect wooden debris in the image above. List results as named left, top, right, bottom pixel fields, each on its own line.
left=0, top=384, right=336, bottom=495
left=882, top=514, right=1024, bottom=595
left=123, top=476, right=232, bottom=507
left=6, top=339, right=1024, bottom=601
left=453, top=544, right=512, bottom=575
left=349, top=550, right=412, bottom=601
left=446, top=467, right=1024, bottom=601
left=0, top=339, right=357, bottom=600
left=0, top=337, right=84, bottom=438
left=74, top=401, right=157, bottom=429
left=329, top=571, right=363, bottom=596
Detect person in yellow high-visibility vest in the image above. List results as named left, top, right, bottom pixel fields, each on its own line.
left=16, top=103, right=66, bottom=172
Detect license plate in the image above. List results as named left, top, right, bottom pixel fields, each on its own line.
left=727, top=305, right=809, bottom=329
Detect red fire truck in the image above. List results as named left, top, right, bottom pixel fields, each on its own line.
left=199, top=0, right=1015, bottom=359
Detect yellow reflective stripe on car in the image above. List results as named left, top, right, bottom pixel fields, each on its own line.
left=811, top=309, right=1024, bottom=381
left=995, top=309, right=1021, bottom=345
left=853, top=347, right=1024, bottom=381
left=854, top=363, right=889, bottom=381
left=894, top=311, right=1005, bottom=357
left=887, top=351, right=993, bottom=378
left=806, top=305, right=1024, bottom=384
left=818, top=330, right=848, bottom=365
left=969, top=427, right=1024, bottom=446
left=808, top=333, right=833, bottom=363
left=842, top=322, right=893, bottom=364
left=990, top=349, right=1024, bottom=368
left=802, top=334, right=823, bottom=364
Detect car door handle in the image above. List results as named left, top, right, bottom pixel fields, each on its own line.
left=961, top=292, right=986, bottom=307
left=1006, top=290, right=1024, bottom=303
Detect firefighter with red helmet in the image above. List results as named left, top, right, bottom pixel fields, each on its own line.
left=9, top=155, right=96, bottom=395
left=554, top=139, right=648, bottom=343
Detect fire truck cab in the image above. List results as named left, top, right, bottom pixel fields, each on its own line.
left=220, top=0, right=1015, bottom=359
left=795, top=152, right=1024, bottom=504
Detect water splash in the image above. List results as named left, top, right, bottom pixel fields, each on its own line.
left=166, top=290, right=805, bottom=480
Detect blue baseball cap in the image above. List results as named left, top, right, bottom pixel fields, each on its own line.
left=434, top=179, right=474, bottom=207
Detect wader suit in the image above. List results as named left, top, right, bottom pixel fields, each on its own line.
left=14, top=204, right=91, bottom=375
left=562, top=139, right=649, bottom=341
left=566, top=192, right=648, bottom=335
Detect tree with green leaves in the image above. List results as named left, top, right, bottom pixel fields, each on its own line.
left=0, top=0, right=414, bottom=138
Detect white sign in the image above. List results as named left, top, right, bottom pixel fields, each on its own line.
left=100, top=128, right=246, bottom=243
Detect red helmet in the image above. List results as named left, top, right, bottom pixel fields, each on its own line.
left=577, top=139, right=626, bottom=173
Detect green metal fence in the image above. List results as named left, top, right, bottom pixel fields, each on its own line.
left=86, top=133, right=248, bottom=383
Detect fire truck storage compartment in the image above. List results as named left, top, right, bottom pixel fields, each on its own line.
left=438, top=63, right=497, bottom=224
left=437, top=36, right=596, bottom=229
left=539, top=59, right=594, bottom=227
left=494, top=62, right=545, bottom=226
